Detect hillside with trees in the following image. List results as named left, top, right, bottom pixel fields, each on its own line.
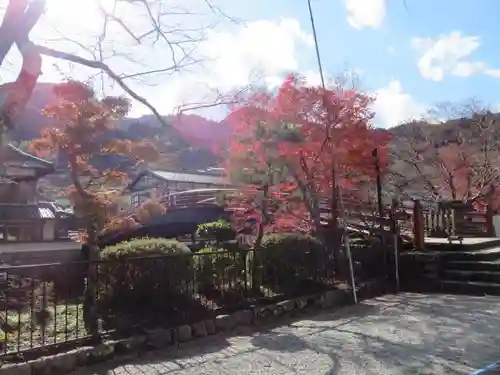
left=10, top=83, right=226, bottom=174
left=388, top=109, right=500, bottom=205
left=10, top=83, right=500, bottom=206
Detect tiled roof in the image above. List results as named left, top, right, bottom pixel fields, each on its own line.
left=0, top=204, right=41, bottom=221
left=0, top=203, right=57, bottom=221
left=5, top=144, right=53, bottom=169
left=38, top=207, right=55, bottom=219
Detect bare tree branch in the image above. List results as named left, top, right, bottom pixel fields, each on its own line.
left=35, top=44, right=168, bottom=127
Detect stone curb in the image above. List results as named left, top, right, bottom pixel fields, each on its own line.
left=0, top=283, right=386, bottom=375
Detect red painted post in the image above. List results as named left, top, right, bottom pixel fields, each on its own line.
left=413, top=199, right=425, bottom=251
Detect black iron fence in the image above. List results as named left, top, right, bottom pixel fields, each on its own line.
left=0, top=245, right=347, bottom=358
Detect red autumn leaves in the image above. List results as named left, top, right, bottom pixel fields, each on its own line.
left=219, top=74, right=391, bottom=233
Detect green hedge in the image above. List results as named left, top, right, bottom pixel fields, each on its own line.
left=196, top=219, right=236, bottom=244
left=254, top=233, right=326, bottom=291
left=96, top=237, right=193, bottom=327
left=194, top=247, right=243, bottom=292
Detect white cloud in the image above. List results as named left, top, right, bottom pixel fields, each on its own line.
left=1, top=1, right=315, bottom=119
left=131, top=18, right=314, bottom=118
left=373, top=80, right=427, bottom=127
left=198, top=18, right=313, bottom=90
left=411, top=32, right=500, bottom=81
left=345, top=0, right=386, bottom=29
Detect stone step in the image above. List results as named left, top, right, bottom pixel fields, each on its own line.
left=446, top=260, right=500, bottom=272
left=442, top=269, right=500, bottom=283
left=425, top=238, right=500, bottom=252
left=440, top=247, right=500, bottom=262
left=440, top=279, right=500, bottom=296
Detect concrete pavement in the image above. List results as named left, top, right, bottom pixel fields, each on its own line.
left=71, top=293, right=500, bottom=374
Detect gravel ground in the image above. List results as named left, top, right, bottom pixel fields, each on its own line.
left=71, top=293, right=500, bottom=375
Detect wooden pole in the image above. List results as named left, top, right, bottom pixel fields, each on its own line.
left=390, top=199, right=400, bottom=291
left=413, top=199, right=425, bottom=251
left=486, top=204, right=494, bottom=237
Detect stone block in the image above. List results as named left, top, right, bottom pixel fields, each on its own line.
left=191, top=321, right=208, bottom=337
left=47, top=351, right=79, bottom=373
left=271, top=305, right=285, bottom=317
left=277, top=299, right=295, bottom=312
left=0, top=362, right=30, bottom=375
left=323, top=290, right=346, bottom=308
left=231, top=310, right=253, bottom=326
left=30, top=357, right=53, bottom=375
left=146, top=329, right=172, bottom=349
left=252, top=307, right=273, bottom=325
left=91, top=342, right=115, bottom=359
left=73, top=346, right=94, bottom=366
left=177, top=324, right=192, bottom=342
left=215, top=314, right=236, bottom=331
left=205, top=319, right=216, bottom=335
left=118, top=335, right=147, bottom=351
left=294, top=296, right=308, bottom=309
left=313, top=294, right=326, bottom=307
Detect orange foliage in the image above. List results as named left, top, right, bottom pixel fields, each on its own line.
left=100, top=198, right=167, bottom=237
left=103, top=216, right=141, bottom=235
left=30, top=80, right=159, bottom=242
left=135, top=198, right=167, bottom=224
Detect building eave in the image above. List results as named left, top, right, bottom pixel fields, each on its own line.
left=6, top=144, right=54, bottom=170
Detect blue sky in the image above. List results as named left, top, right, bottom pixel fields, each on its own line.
left=5, top=0, right=500, bottom=128
left=227, top=0, right=500, bottom=127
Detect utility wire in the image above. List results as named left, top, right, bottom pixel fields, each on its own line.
left=306, top=0, right=358, bottom=303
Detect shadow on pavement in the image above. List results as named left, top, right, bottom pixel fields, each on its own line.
left=70, top=293, right=500, bottom=374
left=251, top=332, right=342, bottom=375
left=308, top=293, right=500, bottom=374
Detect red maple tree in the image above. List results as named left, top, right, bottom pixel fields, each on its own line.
left=31, top=80, right=158, bottom=332
left=219, top=74, right=391, bottom=237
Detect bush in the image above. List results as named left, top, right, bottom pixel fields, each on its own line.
left=97, top=237, right=193, bottom=327
left=196, top=219, right=236, bottom=244
left=194, top=247, right=242, bottom=293
left=254, top=233, right=326, bottom=292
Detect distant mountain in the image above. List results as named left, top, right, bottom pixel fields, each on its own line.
left=15, top=83, right=500, bottom=194
left=11, top=83, right=61, bottom=141
left=9, top=83, right=228, bottom=171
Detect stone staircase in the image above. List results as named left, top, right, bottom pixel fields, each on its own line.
left=440, top=248, right=500, bottom=295
left=401, top=238, right=500, bottom=296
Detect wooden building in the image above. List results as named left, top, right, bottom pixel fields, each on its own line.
left=0, top=143, right=75, bottom=244
left=126, top=169, right=230, bottom=209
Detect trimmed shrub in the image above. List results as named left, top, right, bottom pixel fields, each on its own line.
left=96, top=237, right=193, bottom=327
left=194, top=247, right=242, bottom=293
left=196, top=219, right=236, bottom=245
left=254, top=233, right=326, bottom=292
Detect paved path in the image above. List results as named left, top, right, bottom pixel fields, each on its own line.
left=72, top=293, right=500, bottom=375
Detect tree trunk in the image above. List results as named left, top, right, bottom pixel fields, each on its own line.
left=330, top=166, right=342, bottom=278
left=83, top=214, right=100, bottom=335
left=250, top=183, right=269, bottom=293
left=0, top=0, right=44, bottom=130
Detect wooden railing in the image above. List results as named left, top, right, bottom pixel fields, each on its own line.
left=161, top=188, right=240, bottom=208
left=409, top=199, right=494, bottom=250
left=156, top=189, right=496, bottom=252
left=420, top=201, right=494, bottom=238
